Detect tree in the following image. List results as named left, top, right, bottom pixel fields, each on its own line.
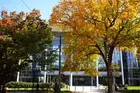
left=49, top=0, right=140, bottom=93
left=32, top=47, right=58, bottom=71
left=0, top=9, right=54, bottom=93
left=33, top=47, right=58, bottom=83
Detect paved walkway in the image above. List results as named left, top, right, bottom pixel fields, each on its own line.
left=70, top=86, right=105, bottom=93
left=70, top=86, right=120, bottom=93
left=72, top=92, right=120, bottom=93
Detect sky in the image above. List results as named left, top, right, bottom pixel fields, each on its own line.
left=0, top=0, right=60, bottom=21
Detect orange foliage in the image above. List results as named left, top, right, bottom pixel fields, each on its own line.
left=50, top=0, right=140, bottom=92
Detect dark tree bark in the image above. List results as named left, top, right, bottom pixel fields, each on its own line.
left=107, top=64, right=113, bottom=93
left=103, top=45, right=114, bottom=93
left=0, top=84, right=6, bottom=93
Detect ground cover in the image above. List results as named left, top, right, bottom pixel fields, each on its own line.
left=8, top=87, right=69, bottom=91
left=127, top=86, right=140, bottom=90
left=7, top=88, right=72, bottom=93
left=118, top=86, right=140, bottom=93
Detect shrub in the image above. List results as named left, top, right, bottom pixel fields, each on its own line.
left=39, top=83, right=50, bottom=88
left=124, top=84, right=128, bottom=90
left=61, top=82, right=69, bottom=88
left=7, top=82, right=32, bottom=88
left=7, top=82, right=52, bottom=88
left=7, top=82, right=68, bottom=89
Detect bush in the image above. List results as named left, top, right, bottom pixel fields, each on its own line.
left=39, top=83, right=51, bottom=88
left=7, top=82, right=68, bottom=89
left=7, top=82, right=32, bottom=88
left=7, top=82, right=52, bottom=88
left=61, top=82, right=69, bottom=88
left=124, top=84, right=128, bottom=90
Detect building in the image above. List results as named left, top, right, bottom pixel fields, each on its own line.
left=17, top=26, right=140, bottom=86
left=122, top=52, right=140, bottom=85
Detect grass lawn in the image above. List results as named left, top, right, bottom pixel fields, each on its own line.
left=118, top=86, right=140, bottom=93
left=8, top=88, right=69, bottom=91
left=7, top=88, right=72, bottom=93
left=119, top=90, right=140, bottom=93
left=127, top=86, right=140, bottom=90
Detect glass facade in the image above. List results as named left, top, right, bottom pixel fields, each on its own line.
left=51, top=36, right=64, bottom=70
left=122, top=51, right=140, bottom=85
left=18, top=31, right=140, bottom=86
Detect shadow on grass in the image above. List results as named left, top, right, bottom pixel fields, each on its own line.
left=8, top=90, right=72, bottom=93
left=118, top=90, right=140, bottom=93
left=8, top=89, right=72, bottom=93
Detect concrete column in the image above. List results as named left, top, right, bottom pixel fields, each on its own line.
left=39, top=77, right=40, bottom=82
left=69, top=72, right=73, bottom=87
left=16, top=59, right=21, bottom=82
left=90, top=77, right=93, bottom=92
left=120, top=49, right=125, bottom=85
left=16, top=72, right=20, bottom=82
left=96, top=61, right=99, bottom=89
left=44, top=65, right=47, bottom=83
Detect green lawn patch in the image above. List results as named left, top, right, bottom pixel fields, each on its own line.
left=127, top=86, right=140, bottom=90
left=7, top=87, right=71, bottom=93
left=7, top=89, right=72, bottom=93
left=8, top=87, right=69, bottom=90
left=119, top=90, right=140, bottom=93
left=118, top=86, right=140, bottom=93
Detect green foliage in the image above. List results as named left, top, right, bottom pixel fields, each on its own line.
left=127, top=86, right=140, bottom=90
left=119, top=90, right=140, bottom=93
left=7, top=82, right=32, bottom=88
left=7, top=90, right=72, bottom=93
left=7, top=82, right=51, bottom=88
left=98, top=67, right=107, bottom=71
left=0, top=9, right=54, bottom=90
left=7, top=82, right=68, bottom=89
left=60, top=82, right=69, bottom=89
left=125, top=84, right=128, bottom=88
left=33, top=47, right=58, bottom=72
left=50, top=1, right=140, bottom=93
left=39, top=83, right=51, bottom=89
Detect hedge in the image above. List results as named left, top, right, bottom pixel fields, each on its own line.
left=7, top=82, right=68, bottom=89
left=7, top=82, right=52, bottom=88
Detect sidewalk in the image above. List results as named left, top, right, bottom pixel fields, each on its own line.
left=70, top=86, right=120, bottom=93
left=70, top=86, right=105, bottom=93
left=71, top=91, right=120, bottom=93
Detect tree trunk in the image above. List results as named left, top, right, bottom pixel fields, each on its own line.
left=107, top=65, right=113, bottom=93
left=0, top=84, right=6, bottom=93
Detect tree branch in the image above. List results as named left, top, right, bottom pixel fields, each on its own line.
left=95, top=44, right=107, bottom=63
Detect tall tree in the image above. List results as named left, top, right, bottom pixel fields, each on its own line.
left=49, top=0, right=140, bottom=93
left=33, top=47, right=58, bottom=72
left=0, top=9, right=54, bottom=93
